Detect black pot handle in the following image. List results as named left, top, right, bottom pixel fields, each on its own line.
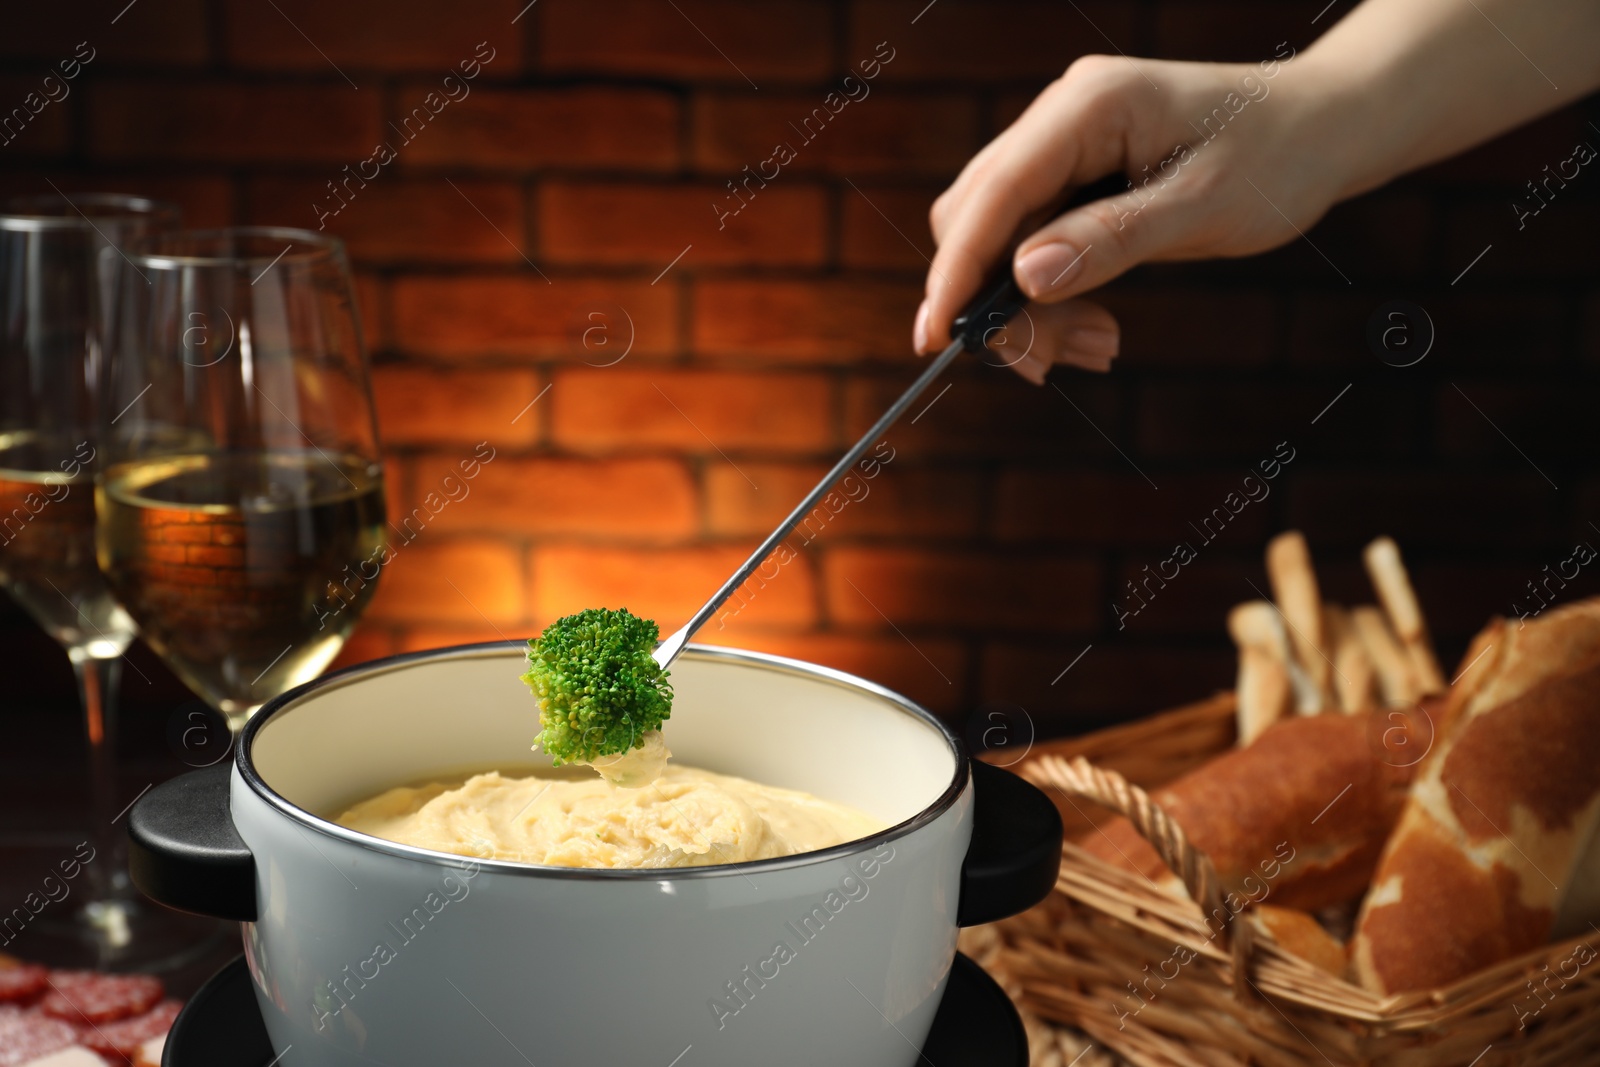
left=127, top=764, right=257, bottom=923
left=957, top=759, right=1063, bottom=927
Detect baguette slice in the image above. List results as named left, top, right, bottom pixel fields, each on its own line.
left=1267, top=532, right=1330, bottom=712
left=1350, top=600, right=1600, bottom=993
left=19, top=1049, right=107, bottom=1067
left=134, top=1035, right=165, bottom=1067
left=1364, top=537, right=1447, bottom=695
left=1326, top=604, right=1377, bottom=712
left=1229, top=601, right=1294, bottom=745
left=1350, top=606, right=1418, bottom=707
left=1075, top=710, right=1416, bottom=914
left=1252, top=904, right=1347, bottom=976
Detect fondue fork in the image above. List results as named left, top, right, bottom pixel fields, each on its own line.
left=652, top=277, right=1029, bottom=669
left=651, top=176, right=1130, bottom=670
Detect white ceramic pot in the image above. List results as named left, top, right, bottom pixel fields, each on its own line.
left=130, top=643, right=1060, bottom=1067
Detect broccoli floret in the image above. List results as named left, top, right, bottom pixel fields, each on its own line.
left=521, top=607, right=673, bottom=766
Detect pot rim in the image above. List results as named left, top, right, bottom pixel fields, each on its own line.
left=238, top=641, right=971, bottom=881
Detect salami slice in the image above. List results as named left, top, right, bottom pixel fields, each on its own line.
left=39, top=971, right=163, bottom=1025
left=78, top=999, right=182, bottom=1059
left=0, top=1005, right=78, bottom=1067
left=0, top=963, right=47, bottom=1003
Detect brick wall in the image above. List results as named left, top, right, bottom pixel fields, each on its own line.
left=4, top=0, right=1598, bottom=738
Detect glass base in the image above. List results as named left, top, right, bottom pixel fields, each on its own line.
left=0, top=844, right=235, bottom=976
left=4, top=895, right=234, bottom=975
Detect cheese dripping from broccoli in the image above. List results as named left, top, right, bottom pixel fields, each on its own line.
left=521, top=607, right=674, bottom=788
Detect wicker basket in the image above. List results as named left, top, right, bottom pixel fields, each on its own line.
left=975, top=693, right=1600, bottom=1067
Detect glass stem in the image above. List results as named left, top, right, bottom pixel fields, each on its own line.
left=70, top=651, right=126, bottom=903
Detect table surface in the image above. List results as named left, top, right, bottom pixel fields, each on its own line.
left=1, top=696, right=242, bottom=996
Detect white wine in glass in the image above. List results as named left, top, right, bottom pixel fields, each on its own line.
left=97, top=450, right=386, bottom=722
left=99, top=227, right=388, bottom=732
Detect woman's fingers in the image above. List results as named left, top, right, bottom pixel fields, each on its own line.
left=916, top=158, right=1059, bottom=353
left=929, top=127, right=1017, bottom=243
left=977, top=298, right=1121, bottom=384
left=916, top=58, right=1149, bottom=355
left=1011, top=176, right=1202, bottom=305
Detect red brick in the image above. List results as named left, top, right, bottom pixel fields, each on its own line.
left=0, top=0, right=209, bottom=65
left=1150, top=2, right=1312, bottom=61
left=390, top=276, right=678, bottom=360
left=395, top=87, right=679, bottom=171
left=550, top=368, right=833, bottom=454
left=980, top=642, right=1234, bottom=730
left=1408, top=560, right=1580, bottom=650
left=395, top=626, right=527, bottom=653
left=0, top=173, right=234, bottom=226
left=1287, top=471, right=1557, bottom=549
left=540, top=0, right=831, bottom=82
left=1443, top=201, right=1600, bottom=281
left=364, top=538, right=526, bottom=625
left=327, top=625, right=400, bottom=670
left=87, top=81, right=382, bottom=163
left=248, top=177, right=526, bottom=264
left=1304, top=192, right=1434, bottom=280
left=993, top=468, right=1275, bottom=546
left=1567, top=485, right=1600, bottom=546
left=692, top=93, right=979, bottom=176
left=1288, top=291, right=1568, bottom=370
left=224, top=0, right=522, bottom=74
left=540, top=181, right=827, bottom=268
left=380, top=455, right=410, bottom=531
left=1109, top=554, right=1265, bottom=636
left=823, top=547, right=1100, bottom=632
left=408, top=455, right=698, bottom=541
left=1096, top=289, right=1278, bottom=369
left=992, top=92, right=1034, bottom=132
left=374, top=367, right=544, bottom=447
left=840, top=184, right=938, bottom=270
left=187, top=544, right=246, bottom=567
left=849, top=1, right=1136, bottom=81
left=1290, top=555, right=1395, bottom=614
left=694, top=278, right=922, bottom=362
left=705, top=461, right=983, bottom=539
left=1283, top=292, right=1373, bottom=370
left=355, top=272, right=385, bottom=351
left=845, top=368, right=1124, bottom=458
left=1135, top=383, right=1417, bottom=460
left=1434, top=380, right=1598, bottom=462
left=532, top=544, right=819, bottom=632
left=0, top=78, right=73, bottom=156
left=1586, top=291, right=1600, bottom=368
left=386, top=454, right=492, bottom=537
left=143, top=543, right=188, bottom=565
left=698, top=631, right=969, bottom=716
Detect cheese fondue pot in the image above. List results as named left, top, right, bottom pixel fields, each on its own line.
left=129, top=643, right=1061, bottom=1067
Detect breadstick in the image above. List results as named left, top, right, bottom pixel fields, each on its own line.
left=1229, top=601, right=1294, bottom=744
left=1325, top=604, right=1377, bottom=712
left=1267, top=531, right=1330, bottom=712
left=1349, top=606, right=1418, bottom=707
left=1363, top=537, right=1447, bottom=694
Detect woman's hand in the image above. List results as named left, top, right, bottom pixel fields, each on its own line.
left=918, top=0, right=1600, bottom=383
left=915, top=51, right=1352, bottom=381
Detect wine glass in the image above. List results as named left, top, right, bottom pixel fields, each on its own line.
left=98, top=228, right=388, bottom=733
left=0, top=192, right=189, bottom=964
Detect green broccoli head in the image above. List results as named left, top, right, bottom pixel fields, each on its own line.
left=521, top=607, right=673, bottom=765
